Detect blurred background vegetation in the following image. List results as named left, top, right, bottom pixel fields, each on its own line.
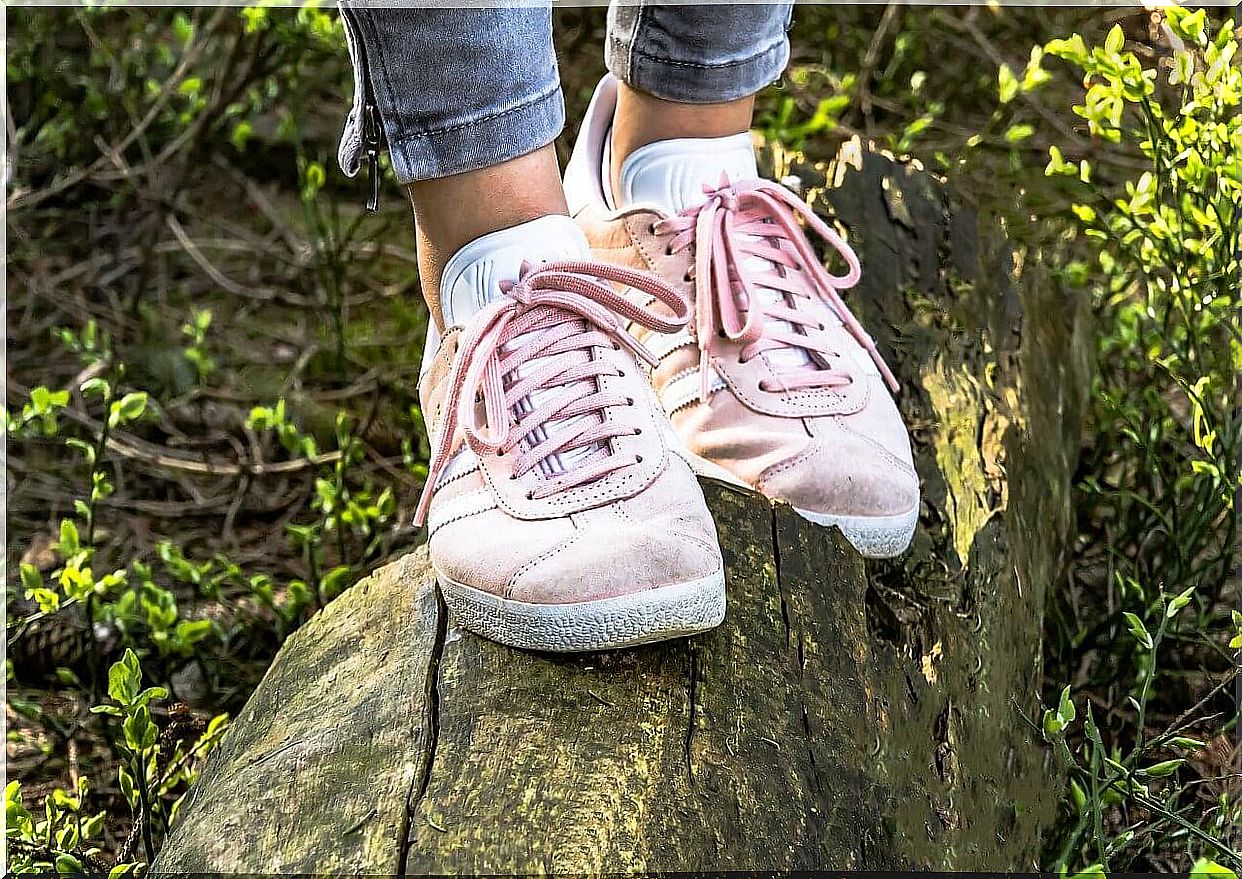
left=5, top=4, right=1239, bottom=875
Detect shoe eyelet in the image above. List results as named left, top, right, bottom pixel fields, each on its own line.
left=649, top=223, right=658, bottom=235
left=683, top=273, right=692, bottom=282
left=664, top=246, right=674, bottom=256
left=717, top=329, right=727, bottom=339
left=636, top=455, right=644, bottom=463
left=634, top=428, right=642, bottom=435
left=626, top=396, right=635, bottom=406
left=525, top=491, right=534, bottom=500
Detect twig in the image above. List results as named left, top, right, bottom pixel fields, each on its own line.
left=8, top=380, right=342, bottom=477
left=858, top=4, right=901, bottom=127
left=165, top=213, right=248, bottom=297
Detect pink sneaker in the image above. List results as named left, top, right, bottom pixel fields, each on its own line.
left=565, top=76, right=919, bottom=558
left=415, top=220, right=725, bottom=651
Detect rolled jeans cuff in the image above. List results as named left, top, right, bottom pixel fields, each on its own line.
left=606, top=3, right=792, bottom=104
left=386, top=85, right=564, bottom=183
left=609, top=36, right=788, bottom=104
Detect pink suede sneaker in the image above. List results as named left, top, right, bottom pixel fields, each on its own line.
left=415, top=237, right=726, bottom=652
left=565, top=76, right=919, bottom=558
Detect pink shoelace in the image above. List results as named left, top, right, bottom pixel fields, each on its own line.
left=652, top=176, right=899, bottom=402
left=414, top=260, right=688, bottom=527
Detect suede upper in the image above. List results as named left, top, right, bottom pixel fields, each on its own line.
left=418, top=292, right=723, bottom=605
left=574, top=203, right=919, bottom=520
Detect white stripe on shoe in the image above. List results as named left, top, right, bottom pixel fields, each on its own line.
left=659, top=367, right=727, bottom=415
left=427, top=489, right=496, bottom=537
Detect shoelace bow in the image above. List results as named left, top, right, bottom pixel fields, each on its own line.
left=414, top=260, right=688, bottom=526
left=653, top=176, right=899, bottom=402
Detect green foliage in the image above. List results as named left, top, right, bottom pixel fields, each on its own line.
left=763, top=6, right=1239, bottom=871
left=180, top=309, right=216, bottom=383
left=1037, top=10, right=1241, bottom=873
left=8, top=650, right=226, bottom=873
left=247, top=403, right=396, bottom=608
left=6, top=6, right=345, bottom=193
left=5, top=4, right=424, bottom=872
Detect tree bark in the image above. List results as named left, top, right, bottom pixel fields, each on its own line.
left=154, top=142, right=1092, bottom=872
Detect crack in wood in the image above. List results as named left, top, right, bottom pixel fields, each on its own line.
left=771, top=508, right=791, bottom=645
left=398, top=582, right=447, bottom=874
left=684, top=645, right=700, bottom=786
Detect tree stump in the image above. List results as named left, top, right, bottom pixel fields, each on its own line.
left=154, top=142, right=1092, bottom=872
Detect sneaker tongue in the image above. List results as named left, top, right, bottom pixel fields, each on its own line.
left=439, top=215, right=590, bottom=326
left=438, top=216, right=603, bottom=480
left=617, top=133, right=758, bottom=214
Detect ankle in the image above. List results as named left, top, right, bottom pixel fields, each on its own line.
left=609, top=83, right=755, bottom=204
left=408, top=144, right=568, bottom=326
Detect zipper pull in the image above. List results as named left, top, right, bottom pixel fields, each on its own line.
left=363, top=103, right=382, bottom=213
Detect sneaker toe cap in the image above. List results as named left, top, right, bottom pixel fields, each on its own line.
left=758, top=439, right=919, bottom=519
left=506, top=519, right=722, bottom=605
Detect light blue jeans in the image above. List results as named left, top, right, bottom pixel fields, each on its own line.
left=338, top=3, right=793, bottom=187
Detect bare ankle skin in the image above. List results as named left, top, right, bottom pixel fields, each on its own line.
left=609, top=82, right=756, bottom=204
left=407, top=143, right=568, bottom=328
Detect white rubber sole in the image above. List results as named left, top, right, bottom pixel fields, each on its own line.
left=436, top=568, right=727, bottom=653
left=792, top=504, right=918, bottom=559
left=686, top=452, right=918, bottom=559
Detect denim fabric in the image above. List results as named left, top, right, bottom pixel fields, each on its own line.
left=338, top=2, right=792, bottom=185
left=607, top=3, right=793, bottom=104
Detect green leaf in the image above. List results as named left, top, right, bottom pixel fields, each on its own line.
left=1071, top=203, right=1097, bottom=224
left=57, top=519, right=80, bottom=557
left=1190, top=858, right=1239, bottom=879
left=1043, top=685, right=1076, bottom=739
left=1057, top=685, right=1076, bottom=724
left=1068, top=778, right=1086, bottom=813
left=174, top=619, right=215, bottom=647
left=134, top=685, right=170, bottom=708
left=117, top=764, right=137, bottom=809
left=31, top=587, right=61, bottom=613
left=1068, top=865, right=1106, bottom=879
left=1137, top=758, right=1184, bottom=778
left=107, top=648, right=142, bottom=706
left=1004, top=123, right=1036, bottom=144
left=319, top=565, right=354, bottom=601
left=1165, top=586, right=1196, bottom=619
left=81, top=809, right=107, bottom=840
left=123, top=704, right=158, bottom=752
left=54, top=854, right=83, bottom=875
left=1045, top=34, right=1088, bottom=65
left=998, top=64, right=1020, bottom=103
left=1168, top=736, right=1206, bottom=751
left=110, top=392, right=148, bottom=427
left=1105, top=24, right=1125, bottom=54
left=20, top=562, right=42, bottom=593
left=1122, top=612, right=1153, bottom=650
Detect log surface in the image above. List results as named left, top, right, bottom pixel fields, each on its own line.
left=154, top=143, right=1091, bottom=872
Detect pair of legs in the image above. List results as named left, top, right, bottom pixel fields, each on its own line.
left=338, top=2, right=792, bottom=315
left=337, top=3, right=919, bottom=651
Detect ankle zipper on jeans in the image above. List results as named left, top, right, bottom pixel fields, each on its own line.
left=340, top=5, right=384, bottom=213
left=363, top=102, right=382, bottom=212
